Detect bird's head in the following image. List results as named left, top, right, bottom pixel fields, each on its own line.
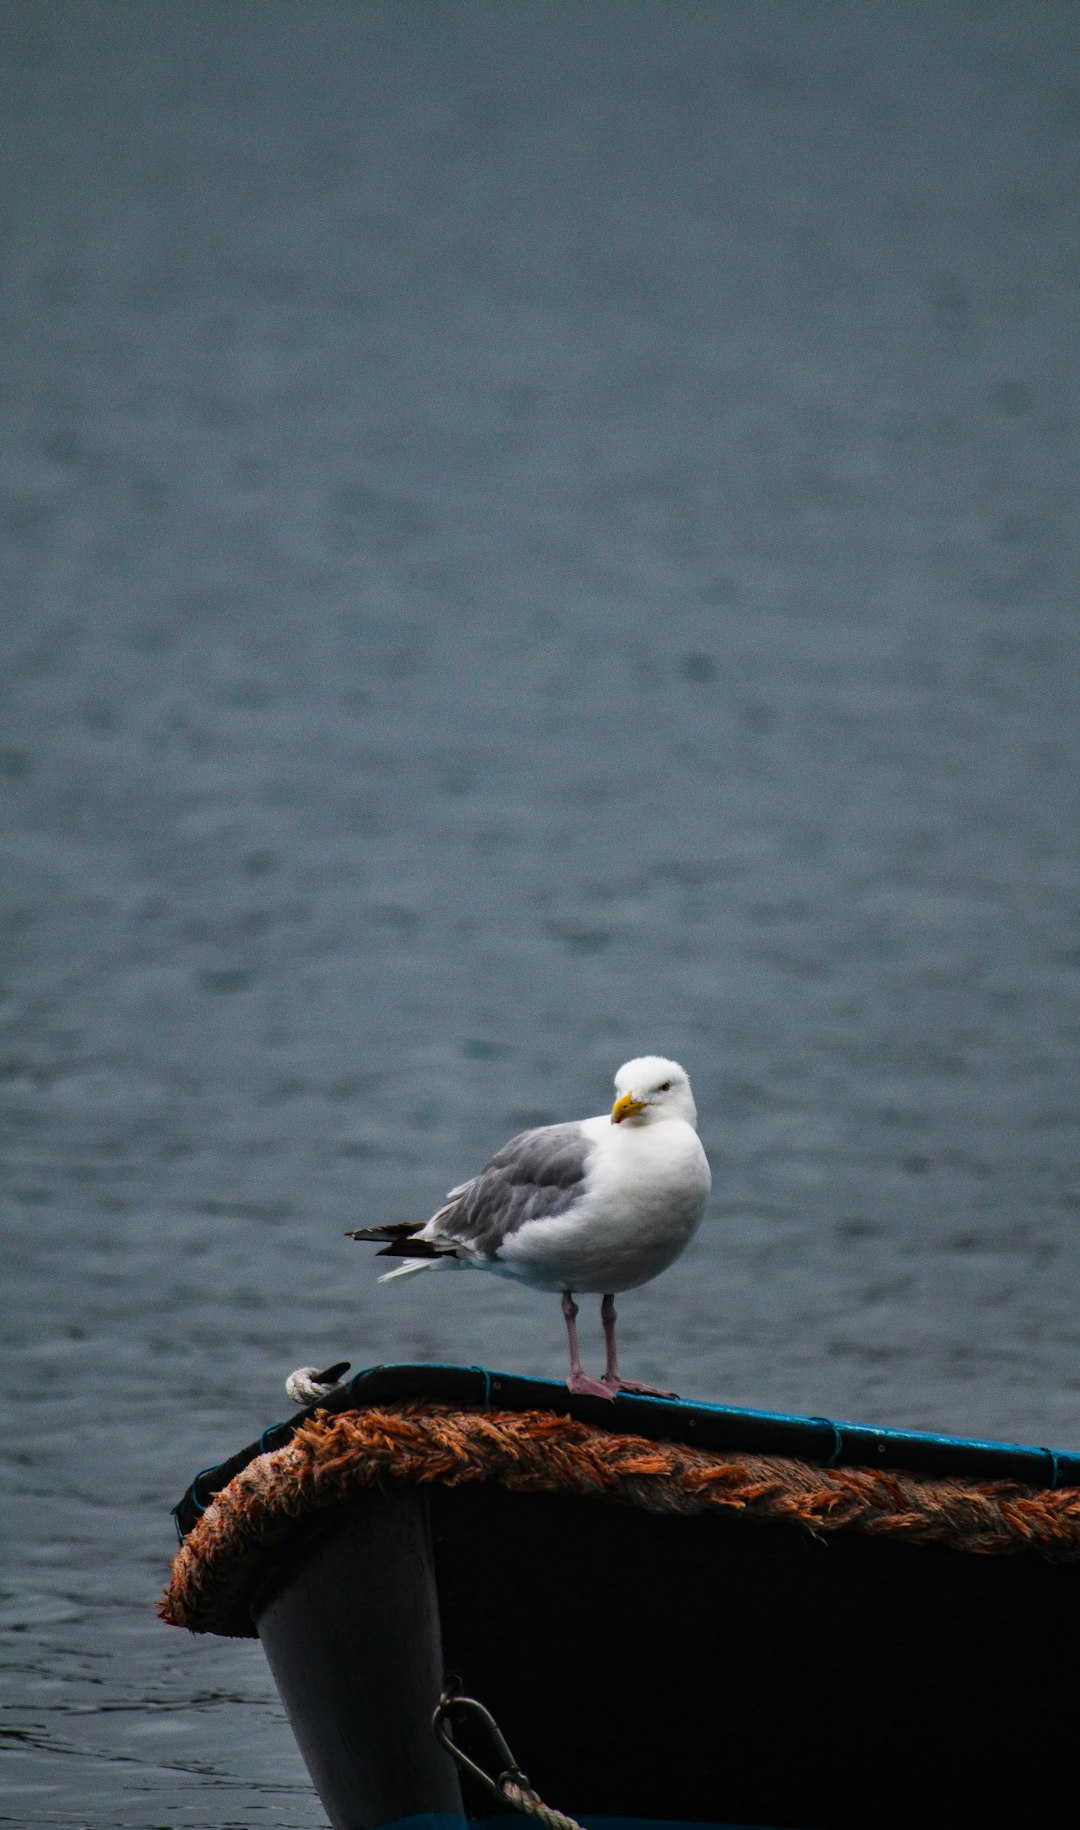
left=611, top=1056, right=697, bottom=1127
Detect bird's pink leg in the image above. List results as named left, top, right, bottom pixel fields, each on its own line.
left=563, top=1291, right=613, bottom=1400
left=601, top=1293, right=678, bottom=1398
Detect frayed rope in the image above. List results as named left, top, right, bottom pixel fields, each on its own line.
left=160, top=1403, right=1080, bottom=1637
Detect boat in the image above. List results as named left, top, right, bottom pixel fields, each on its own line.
left=161, top=1362, right=1080, bottom=1830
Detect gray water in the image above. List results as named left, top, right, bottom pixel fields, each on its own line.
left=3, top=3, right=1079, bottom=1824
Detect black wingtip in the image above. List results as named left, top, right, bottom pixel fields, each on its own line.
left=375, top=1238, right=447, bottom=1259
left=347, top=1222, right=425, bottom=1242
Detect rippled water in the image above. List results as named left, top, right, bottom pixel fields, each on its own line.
left=4, top=4, right=1080, bottom=1823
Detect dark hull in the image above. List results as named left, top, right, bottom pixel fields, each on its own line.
left=171, top=1368, right=1080, bottom=1830
left=253, top=1472, right=1076, bottom=1830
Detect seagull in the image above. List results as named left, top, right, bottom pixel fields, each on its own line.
left=347, top=1055, right=710, bottom=1399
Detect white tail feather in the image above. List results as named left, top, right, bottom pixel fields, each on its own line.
left=377, top=1259, right=436, bottom=1284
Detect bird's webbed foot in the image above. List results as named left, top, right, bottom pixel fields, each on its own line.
left=601, top=1376, right=679, bottom=1399
left=566, top=1370, right=618, bottom=1401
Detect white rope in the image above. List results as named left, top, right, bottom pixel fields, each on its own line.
left=284, top=1366, right=338, bottom=1406
left=433, top=1691, right=586, bottom=1830
left=499, top=1775, right=585, bottom=1830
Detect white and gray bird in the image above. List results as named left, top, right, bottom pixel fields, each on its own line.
left=347, top=1055, right=710, bottom=1399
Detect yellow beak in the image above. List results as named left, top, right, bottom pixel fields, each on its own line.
left=611, top=1091, right=647, bottom=1124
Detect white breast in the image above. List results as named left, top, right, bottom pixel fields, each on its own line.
left=495, top=1116, right=711, bottom=1296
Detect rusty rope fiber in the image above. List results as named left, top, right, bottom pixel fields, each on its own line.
left=160, top=1403, right=1080, bottom=1637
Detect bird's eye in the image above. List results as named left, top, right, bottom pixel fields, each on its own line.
left=659, top=1080, right=671, bottom=1092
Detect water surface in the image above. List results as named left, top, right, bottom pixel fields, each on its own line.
left=3, top=4, right=1079, bottom=1823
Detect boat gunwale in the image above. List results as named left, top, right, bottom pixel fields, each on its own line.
left=172, top=1360, right=1080, bottom=1538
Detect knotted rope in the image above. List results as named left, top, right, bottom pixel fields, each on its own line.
left=160, top=1403, right=1080, bottom=1637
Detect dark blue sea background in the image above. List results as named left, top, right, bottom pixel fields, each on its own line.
left=3, top=3, right=1079, bottom=1823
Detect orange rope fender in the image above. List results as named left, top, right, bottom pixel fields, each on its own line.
left=160, top=1404, right=1080, bottom=1637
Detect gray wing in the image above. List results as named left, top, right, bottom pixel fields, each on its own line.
left=427, top=1122, right=593, bottom=1260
